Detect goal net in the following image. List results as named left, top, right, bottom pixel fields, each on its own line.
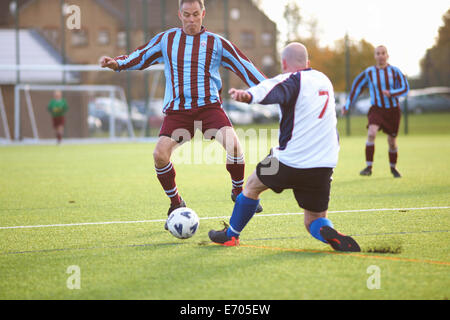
left=1, top=64, right=164, bottom=143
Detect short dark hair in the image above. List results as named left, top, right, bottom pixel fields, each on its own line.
left=179, top=0, right=205, bottom=10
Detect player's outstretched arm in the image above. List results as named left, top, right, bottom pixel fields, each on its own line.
left=99, top=56, right=119, bottom=71
left=219, top=37, right=267, bottom=87
left=247, top=73, right=300, bottom=106
left=111, top=32, right=165, bottom=72
left=343, top=70, right=368, bottom=116
left=229, top=88, right=252, bottom=104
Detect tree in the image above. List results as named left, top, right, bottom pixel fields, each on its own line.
left=326, top=38, right=375, bottom=92
left=419, top=9, right=450, bottom=87
left=282, top=2, right=377, bottom=92
left=283, top=0, right=302, bottom=42
left=251, top=0, right=263, bottom=8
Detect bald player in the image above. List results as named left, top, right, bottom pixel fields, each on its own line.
left=208, top=43, right=361, bottom=252
left=343, top=46, right=409, bottom=178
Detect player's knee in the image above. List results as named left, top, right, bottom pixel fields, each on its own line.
left=242, top=187, right=259, bottom=200
left=242, top=174, right=265, bottom=200
left=153, top=147, right=170, bottom=165
left=387, top=137, right=397, bottom=150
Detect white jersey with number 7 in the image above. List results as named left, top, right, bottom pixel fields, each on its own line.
left=247, top=68, right=340, bottom=169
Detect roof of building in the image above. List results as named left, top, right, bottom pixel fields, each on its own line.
left=0, top=29, right=78, bottom=84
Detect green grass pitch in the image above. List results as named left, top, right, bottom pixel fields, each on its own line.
left=0, top=113, right=449, bottom=300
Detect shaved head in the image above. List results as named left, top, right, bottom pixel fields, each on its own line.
left=375, top=45, right=388, bottom=54
left=281, top=42, right=310, bottom=73
left=374, top=45, right=389, bottom=68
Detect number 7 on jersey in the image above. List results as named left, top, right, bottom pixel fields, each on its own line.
left=318, top=91, right=329, bottom=119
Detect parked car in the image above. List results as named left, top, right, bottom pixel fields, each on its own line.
left=251, top=103, right=279, bottom=123
left=341, top=87, right=450, bottom=115
left=89, top=97, right=146, bottom=133
left=354, top=96, right=372, bottom=115
left=132, top=99, right=165, bottom=129
left=224, top=100, right=281, bottom=125
left=333, top=93, right=372, bottom=115
left=334, top=92, right=348, bottom=116
left=400, top=87, right=450, bottom=114
left=223, top=100, right=253, bottom=125
left=88, top=115, right=102, bottom=134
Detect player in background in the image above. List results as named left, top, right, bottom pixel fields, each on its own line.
left=47, top=90, right=69, bottom=144
left=343, top=46, right=409, bottom=178
left=209, top=43, right=361, bottom=252
left=100, top=0, right=265, bottom=224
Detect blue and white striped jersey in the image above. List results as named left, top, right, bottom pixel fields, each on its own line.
left=115, top=27, right=266, bottom=113
left=345, top=65, right=409, bottom=110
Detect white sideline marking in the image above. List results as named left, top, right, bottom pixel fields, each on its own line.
left=0, top=206, right=449, bottom=230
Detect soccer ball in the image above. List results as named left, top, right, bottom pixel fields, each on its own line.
left=167, top=207, right=200, bottom=239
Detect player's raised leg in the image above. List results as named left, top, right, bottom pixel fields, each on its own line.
left=360, top=124, right=379, bottom=176
left=304, top=210, right=361, bottom=252
left=215, top=126, right=263, bottom=213
left=388, top=134, right=401, bottom=178
left=153, top=136, right=186, bottom=216
left=208, top=171, right=268, bottom=246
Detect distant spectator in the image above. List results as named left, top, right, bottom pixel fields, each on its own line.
left=48, top=90, right=68, bottom=144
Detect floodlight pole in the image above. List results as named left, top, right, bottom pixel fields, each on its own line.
left=60, top=0, right=67, bottom=85
left=404, top=94, right=409, bottom=135
left=12, top=0, right=21, bottom=140
left=223, top=0, right=230, bottom=108
left=143, top=0, right=150, bottom=137
left=13, top=0, right=20, bottom=85
left=109, top=89, right=115, bottom=139
left=345, top=32, right=351, bottom=136
left=125, top=0, right=132, bottom=115
left=161, top=0, right=166, bottom=29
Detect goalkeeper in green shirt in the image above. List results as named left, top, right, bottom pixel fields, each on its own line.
left=48, top=90, right=68, bottom=144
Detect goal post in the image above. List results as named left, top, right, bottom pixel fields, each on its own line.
left=14, top=84, right=134, bottom=141
left=0, top=64, right=165, bottom=142
left=0, top=87, right=11, bottom=142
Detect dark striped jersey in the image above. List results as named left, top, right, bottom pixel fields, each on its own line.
left=345, top=65, right=409, bottom=110
left=115, top=27, right=267, bottom=113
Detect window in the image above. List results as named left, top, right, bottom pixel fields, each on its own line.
left=261, top=33, right=272, bottom=47
left=98, top=30, right=110, bottom=45
left=240, top=31, right=255, bottom=48
left=262, top=55, right=274, bottom=68
left=71, top=29, right=88, bottom=47
left=230, top=8, right=240, bottom=20
left=117, top=31, right=126, bottom=48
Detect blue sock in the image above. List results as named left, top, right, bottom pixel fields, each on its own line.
left=227, top=193, right=260, bottom=238
left=309, top=218, right=334, bottom=244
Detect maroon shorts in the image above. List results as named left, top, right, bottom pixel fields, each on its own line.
left=52, top=116, right=65, bottom=128
left=367, top=106, right=401, bottom=137
left=159, top=106, right=233, bottom=143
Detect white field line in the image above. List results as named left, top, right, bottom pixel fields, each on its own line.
left=0, top=206, right=449, bottom=230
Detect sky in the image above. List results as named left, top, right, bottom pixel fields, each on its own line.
left=257, top=0, right=449, bottom=77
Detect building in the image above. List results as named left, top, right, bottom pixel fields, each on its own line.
left=0, top=29, right=87, bottom=140
left=9, top=0, right=278, bottom=85
left=0, top=0, right=279, bottom=140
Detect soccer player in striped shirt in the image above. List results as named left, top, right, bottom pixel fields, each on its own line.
left=100, top=0, right=265, bottom=223
left=343, top=46, right=409, bottom=178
